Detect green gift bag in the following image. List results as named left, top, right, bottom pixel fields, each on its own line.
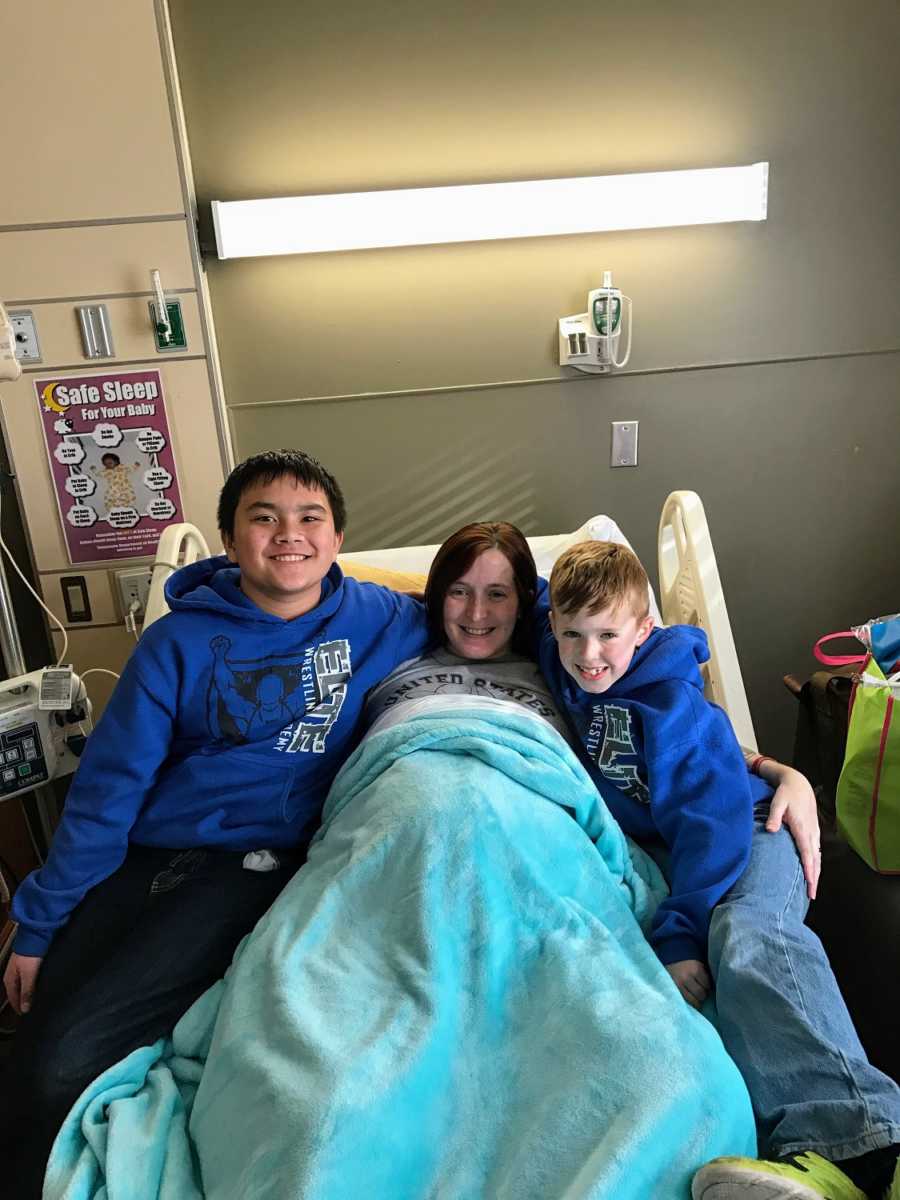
left=836, top=657, right=900, bottom=873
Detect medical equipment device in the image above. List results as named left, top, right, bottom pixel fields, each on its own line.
left=558, top=270, right=633, bottom=373
left=151, top=269, right=173, bottom=345
left=147, top=271, right=188, bottom=353
left=39, top=665, right=75, bottom=710
left=0, top=301, right=22, bottom=382
left=0, top=670, right=86, bottom=803
left=0, top=476, right=95, bottom=849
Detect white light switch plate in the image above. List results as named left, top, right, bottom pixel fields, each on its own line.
left=611, top=420, right=639, bottom=467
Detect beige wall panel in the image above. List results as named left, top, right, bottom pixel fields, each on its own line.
left=3, top=1, right=183, bottom=225
left=8, top=293, right=203, bottom=369
left=1, top=358, right=224, bottom=574
left=51, top=626, right=137, bottom=720
left=2, top=222, right=195, bottom=302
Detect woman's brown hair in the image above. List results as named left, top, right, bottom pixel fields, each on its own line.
left=425, top=522, right=537, bottom=654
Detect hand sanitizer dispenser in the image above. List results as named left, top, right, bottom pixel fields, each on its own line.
left=559, top=271, right=632, bottom=374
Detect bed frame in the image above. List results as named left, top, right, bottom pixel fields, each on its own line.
left=143, top=489, right=757, bottom=751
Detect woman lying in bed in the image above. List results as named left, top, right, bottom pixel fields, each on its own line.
left=44, top=521, right=759, bottom=1200
left=366, top=519, right=817, bottom=864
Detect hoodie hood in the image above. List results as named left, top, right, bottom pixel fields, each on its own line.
left=164, top=554, right=342, bottom=625
left=553, top=623, right=710, bottom=711
left=607, top=624, right=709, bottom=696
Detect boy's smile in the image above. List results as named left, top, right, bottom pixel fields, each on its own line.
left=223, top=475, right=344, bottom=619
left=550, top=601, right=653, bottom=694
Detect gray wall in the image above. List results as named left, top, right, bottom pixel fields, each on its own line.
left=168, top=0, right=900, bottom=761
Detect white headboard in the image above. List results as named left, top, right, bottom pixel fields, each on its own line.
left=339, top=512, right=663, bottom=626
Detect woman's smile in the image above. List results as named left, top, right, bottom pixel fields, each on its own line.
left=442, top=549, right=520, bottom=660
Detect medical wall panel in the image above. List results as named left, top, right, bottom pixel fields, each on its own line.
left=0, top=294, right=204, bottom=374
left=1, top=223, right=196, bottom=304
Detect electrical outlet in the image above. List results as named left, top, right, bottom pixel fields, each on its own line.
left=112, top=567, right=154, bottom=621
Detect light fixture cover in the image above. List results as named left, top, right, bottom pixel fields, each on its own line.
left=211, top=162, right=769, bottom=259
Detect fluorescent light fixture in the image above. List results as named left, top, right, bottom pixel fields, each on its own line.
left=211, top=162, right=768, bottom=259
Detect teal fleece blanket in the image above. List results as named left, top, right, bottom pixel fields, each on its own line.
left=46, top=705, right=755, bottom=1200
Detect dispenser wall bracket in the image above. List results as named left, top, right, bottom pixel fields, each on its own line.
left=76, top=304, right=115, bottom=358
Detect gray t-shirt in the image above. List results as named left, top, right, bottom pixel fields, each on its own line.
left=364, top=647, right=572, bottom=741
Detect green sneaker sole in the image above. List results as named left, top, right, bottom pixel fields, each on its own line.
left=693, top=1159, right=866, bottom=1200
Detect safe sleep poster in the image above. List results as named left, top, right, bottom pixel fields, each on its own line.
left=36, top=369, right=184, bottom=563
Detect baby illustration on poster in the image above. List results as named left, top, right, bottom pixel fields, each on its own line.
left=89, top=452, right=141, bottom=511
left=36, top=369, right=185, bottom=563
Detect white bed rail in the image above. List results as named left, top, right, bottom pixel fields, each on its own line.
left=144, top=523, right=211, bottom=630
left=658, top=491, right=757, bottom=752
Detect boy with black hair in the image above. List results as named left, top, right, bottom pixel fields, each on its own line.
left=538, top=540, right=900, bottom=1200
left=1, top=448, right=431, bottom=1196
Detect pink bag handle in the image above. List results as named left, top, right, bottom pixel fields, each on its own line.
left=813, top=631, right=868, bottom=667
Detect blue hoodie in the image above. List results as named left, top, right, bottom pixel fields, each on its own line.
left=538, top=620, right=770, bottom=966
left=12, top=557, right=430, bottom=957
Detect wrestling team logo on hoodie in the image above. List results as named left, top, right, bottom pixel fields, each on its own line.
left=206, top=634, right=352, bottom=753
left=585, top=703, right=650, bottom=805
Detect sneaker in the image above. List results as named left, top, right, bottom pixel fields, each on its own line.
left=886, top=1156, right=900, bottom=1200
left=692, top=1152, right=868, bottom=1200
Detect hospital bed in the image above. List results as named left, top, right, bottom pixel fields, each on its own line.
left=136, top=491, right=900, bottom=1094
left=51, top=487, right=763, bottom=1195
left=144, top=488, right=757, bottom=751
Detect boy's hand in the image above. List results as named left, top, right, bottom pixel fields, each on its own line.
left=763, top=765, right=821, bottom=900
left=665, top=959, right=711, bottom=1010
left=3, top=952, right=43, bottom=1015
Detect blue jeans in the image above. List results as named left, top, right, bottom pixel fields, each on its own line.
left=708, top=805, right=900, bottom=1160
left=0, top=843, right=302, bottom=1198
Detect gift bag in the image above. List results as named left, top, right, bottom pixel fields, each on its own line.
left=815, top=624, right=900, bottom=873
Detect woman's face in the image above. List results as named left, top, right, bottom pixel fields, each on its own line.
left=442, top=548, right=520, bottom=660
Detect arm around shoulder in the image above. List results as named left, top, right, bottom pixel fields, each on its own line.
left=384, top=586, right=431, bottom=663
